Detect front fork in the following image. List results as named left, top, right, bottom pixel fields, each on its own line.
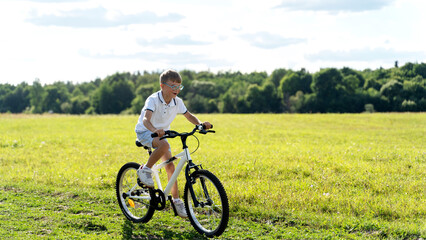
left=185, top=161, right=210, bottom=208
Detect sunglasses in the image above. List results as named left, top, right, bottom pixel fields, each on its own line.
left=163, top=82, right=184, bottom=91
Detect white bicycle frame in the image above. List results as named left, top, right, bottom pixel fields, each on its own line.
left=152, top=147, right=191, bottom=196
left=128, top=147, right=192, bottom=201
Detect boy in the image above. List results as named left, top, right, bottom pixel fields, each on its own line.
left=135, top=69, right=212, bottom=218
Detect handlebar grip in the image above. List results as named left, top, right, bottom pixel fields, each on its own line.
left=151, top=133, right=158, bottom=138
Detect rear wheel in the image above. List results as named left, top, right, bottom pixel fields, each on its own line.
left=184, top=170, right=229, bottom=238
left=116, top=162, right=155, bottom=223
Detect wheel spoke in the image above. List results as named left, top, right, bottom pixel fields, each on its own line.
left=116, top=162, right=155, bottom=223
left=184, top=170, right=229, bottom=237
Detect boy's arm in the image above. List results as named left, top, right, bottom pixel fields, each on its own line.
left=143, top=110, right=165, bottom=137
left=183, top=111, right=212, bottom=129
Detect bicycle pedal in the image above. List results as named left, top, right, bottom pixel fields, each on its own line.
left=137, top=178, right=154, bottom=189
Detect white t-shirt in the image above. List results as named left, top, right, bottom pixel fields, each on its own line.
left=135, top=91, right=187, bottom=133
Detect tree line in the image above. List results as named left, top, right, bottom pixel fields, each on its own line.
left=1, top=62, right=425, bottom=114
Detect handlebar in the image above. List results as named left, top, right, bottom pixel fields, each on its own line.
left=151, top=124, right=215, bottom=139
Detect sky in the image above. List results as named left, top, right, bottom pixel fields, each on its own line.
left=1, top=0, right=426, bottom=85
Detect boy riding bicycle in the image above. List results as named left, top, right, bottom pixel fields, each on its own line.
left=135, top=69, right=212, bottom=218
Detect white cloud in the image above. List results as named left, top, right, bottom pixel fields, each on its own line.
left=242, top=32, right=307, bottom=49
left=23, top=0, right=86, bottom=2
left=306, top=47, right=426, bottom=62
left=137, top=35, right=211, bottom=47
left=0, top=0, right=425, bottom=84
left=79, top=49, right=231, bottom=67
left=274, top=0, right=395, bottom=13
left=27, top=7, right=184, bottom=28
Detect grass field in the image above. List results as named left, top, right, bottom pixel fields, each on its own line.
left=0, top=113, right=425, bottom=239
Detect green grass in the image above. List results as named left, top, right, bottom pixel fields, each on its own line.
left=0, top=113, right=425, bottom=239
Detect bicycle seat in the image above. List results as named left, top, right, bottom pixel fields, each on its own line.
left=135, top=140, right=150, bottom=150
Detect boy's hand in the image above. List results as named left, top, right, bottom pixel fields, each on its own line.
left=154, top=129, right=165, bottom=137
left=202, top=122, right=212, bottom=129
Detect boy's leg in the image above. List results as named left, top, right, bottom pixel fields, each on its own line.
left=145, top=138, right=169, bottom=168
left=161, top=152, right=179, bottom=199
left=161, top=152, right=187, bottom=218
left=138, top=137, right=169, bottom=187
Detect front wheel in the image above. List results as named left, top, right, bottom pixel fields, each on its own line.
left=116, top=162, right=155, bottom=223
left=184, top=169, right=229, bottom=238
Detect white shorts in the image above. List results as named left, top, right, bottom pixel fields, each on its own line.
left=136, top=130, right=170, bottom=152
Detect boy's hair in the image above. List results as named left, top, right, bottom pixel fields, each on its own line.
left=160, top=69, right=182, bottom=84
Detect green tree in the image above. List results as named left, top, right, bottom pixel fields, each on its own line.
left=310, top=68, right=348, bottom=112
left=69, top=90, right=90, bottom=114
left=403, top=79, right=425, bottom=101
left=186, top=95, right=208, bottom=113
left=29, top=80, right=45, bottom=113
left=289, top=91, right=305, bottom=113
left=188, top=81, right=218, bottom=99
left=220, top=81, right=248, bottom=113
left=363, top=78, right=382, bottom=91
left=131, top=84, right=155, bottom=114
left=311, top=68, right=343, bottom=98
left=180, top=70, right=195, bottom=81
left=262, top=83, right=281, bottom=112
left=206, top=99, right=219, bottom=113
left=2, top=82, right=30, bottom=113
left=246, top=84, right=264, bottom=113
left=0, top=84, right=15, bottom=112
left=380, top=79, right=403, bottom=110
left=341, top=75, right=360, bottom=94
left=414, top=63, right=426, bottom=78
left=246, top=72, right=268, bottom=85
left=221, top=92, right=236, bottom=113
left=401, top=78, right=426, bottom=111
left=279, top=70, right=312, bottom=97
left=380, top=80, right=403, bottom=98
left=92, top=84, right=111, bottom=113
left=399, top=62, right=416, bottom=78
left=92, top=73, right=135, bottom=114
left=110, top=79, right=135, bottom=113
left=341, top=67, right=365, bottom=87
left=268, top=68, right=287, bottom=87
left=42, top=83, right=70, bottom=113
left=96, top=84, right=114, bottom=113
left=235, top=96, right=250, bottom=113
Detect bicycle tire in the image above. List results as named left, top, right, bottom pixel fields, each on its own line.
left=116, top=162, right=155, bottom=223
left=184, top=169, right=229, bottom=238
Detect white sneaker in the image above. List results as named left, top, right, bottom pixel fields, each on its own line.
left=137, top=167, right=154, bottom=188
left=173, top=199, right=188, bottom=218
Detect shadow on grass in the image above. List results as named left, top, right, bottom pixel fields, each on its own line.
left=121, top=220, right=207, bottom=240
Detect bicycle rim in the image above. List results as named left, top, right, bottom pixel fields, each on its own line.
left=184, top=170, right=229, bottom=237
left=116, top=162, right=154, bottom=223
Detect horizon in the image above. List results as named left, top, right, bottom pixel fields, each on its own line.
left=0, top=63, right=419, bottom=86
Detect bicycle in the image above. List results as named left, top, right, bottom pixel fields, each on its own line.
left=116, top=124, right=229, bottom=238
